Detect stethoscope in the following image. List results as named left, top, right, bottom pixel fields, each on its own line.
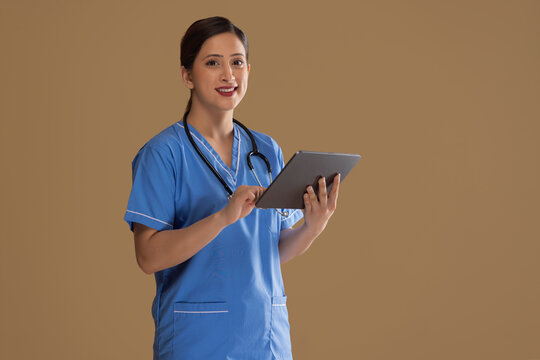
left=183, top=111, right=288, bottom=217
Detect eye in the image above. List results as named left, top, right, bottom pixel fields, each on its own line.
left=205, top=60, right=218, bottom=66
left=232, top=59, right=244, bottom=66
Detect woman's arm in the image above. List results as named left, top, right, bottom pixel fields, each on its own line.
left=278, top=174, right=340, bottom=264
left=133, top=185, right=265, bottom=274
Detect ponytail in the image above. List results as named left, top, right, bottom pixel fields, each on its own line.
left=185, top=94, right=192, bottom=115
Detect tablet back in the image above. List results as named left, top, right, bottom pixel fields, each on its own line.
left=256, top=151, right=361, bottom=209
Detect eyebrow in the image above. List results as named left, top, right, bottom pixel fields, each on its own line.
left=202, top=53, right=245, bottom=59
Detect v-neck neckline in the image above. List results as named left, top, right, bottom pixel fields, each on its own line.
left=182, top=121, right=240, bottom=184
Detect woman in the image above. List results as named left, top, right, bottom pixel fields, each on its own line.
left=124, top=16, right=340, bottom=360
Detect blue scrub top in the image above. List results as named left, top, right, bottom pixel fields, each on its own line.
left=124, top=119, right=303, bottom=360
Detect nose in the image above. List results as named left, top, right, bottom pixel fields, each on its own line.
left=221, top=63, right=235, bottom=82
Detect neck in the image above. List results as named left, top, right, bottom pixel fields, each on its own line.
left=186, top=101, right=234, bottom=141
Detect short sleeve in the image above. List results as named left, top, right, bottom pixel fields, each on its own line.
left=274, top=143, right=304, bottom=231
left=124, top=144, right=176, bottom=232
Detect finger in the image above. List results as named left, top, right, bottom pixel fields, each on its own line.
left=256, top=187, right=265, bottom=200
left=328, top=173, right=341, bottom=211
left=318, top=177, right=327, bottom=208
left=303, top=192, right=311, bottom=213
left=307, top=185, right=318, bottom=208
left=246, top=186, right=265, bottom=205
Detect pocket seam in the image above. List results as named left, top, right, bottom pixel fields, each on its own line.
left=173, top=301, right=228, bottom=312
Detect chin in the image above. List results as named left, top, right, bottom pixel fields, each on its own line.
left=218, top=100, right=242, bottom=111
left=213, top=104, right=237, bottom=113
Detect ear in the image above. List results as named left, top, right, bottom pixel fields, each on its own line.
left=180, top=66, right=194, bottom=89
left=247, top=63, right=251, bottom=74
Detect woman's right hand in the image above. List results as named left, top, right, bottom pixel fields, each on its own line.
left=219, top=185, right=266, bottom=226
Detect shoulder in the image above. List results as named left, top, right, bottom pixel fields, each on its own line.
left=244, top=127, right=282, bottom=155
left=135, top=122, right=185, bottom=158
left=130, top=122, right=186, bottom=176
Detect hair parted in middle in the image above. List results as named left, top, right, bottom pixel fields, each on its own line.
left=180, top=16, right=249, bottom=115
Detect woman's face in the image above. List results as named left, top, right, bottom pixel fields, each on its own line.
left=182, top=32, right=250, bottom=113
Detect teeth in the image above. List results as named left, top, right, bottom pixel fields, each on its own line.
left=217, top=87, right=235, bottom=92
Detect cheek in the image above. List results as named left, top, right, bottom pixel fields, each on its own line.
left=192, top=70, right=213, bottom=89
left=239, top=74, right=249, bottom=90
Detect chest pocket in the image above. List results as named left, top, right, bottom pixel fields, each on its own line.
left=262, top=208, right=280, bottom=244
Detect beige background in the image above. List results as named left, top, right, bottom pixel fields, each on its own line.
left=1, top=0, right=539, bottom=359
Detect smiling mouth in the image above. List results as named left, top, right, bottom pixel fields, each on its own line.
left=216, top=87, right=237, bottom=93
left=216, top=86, right=238, bottom=96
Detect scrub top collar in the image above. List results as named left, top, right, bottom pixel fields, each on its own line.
left=176, top=120, right=242, bottom=187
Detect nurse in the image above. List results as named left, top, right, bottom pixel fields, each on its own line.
left=124, top=16, right=340, bottom=360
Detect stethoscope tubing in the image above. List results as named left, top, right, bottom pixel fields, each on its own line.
left=182, top=111, right=272, bottom=199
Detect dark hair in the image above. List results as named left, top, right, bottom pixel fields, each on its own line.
left=180, top=16, right=249, bottom=114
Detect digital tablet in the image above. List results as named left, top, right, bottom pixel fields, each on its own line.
left=255, top=151, right=361, bottom=209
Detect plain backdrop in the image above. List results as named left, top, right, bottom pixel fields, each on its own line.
left=1, top=1, right=539, bottom=359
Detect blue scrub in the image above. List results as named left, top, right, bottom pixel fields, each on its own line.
left=124, top=120, right=304, bottom=360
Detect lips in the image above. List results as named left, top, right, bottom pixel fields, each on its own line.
left=216, top=86, right=238, bottom=97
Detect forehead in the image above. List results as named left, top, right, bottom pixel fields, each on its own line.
left=197, top=32, right=246, bottom=58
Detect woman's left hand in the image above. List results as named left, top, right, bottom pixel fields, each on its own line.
left=302, top=173, right=340, bottom=237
